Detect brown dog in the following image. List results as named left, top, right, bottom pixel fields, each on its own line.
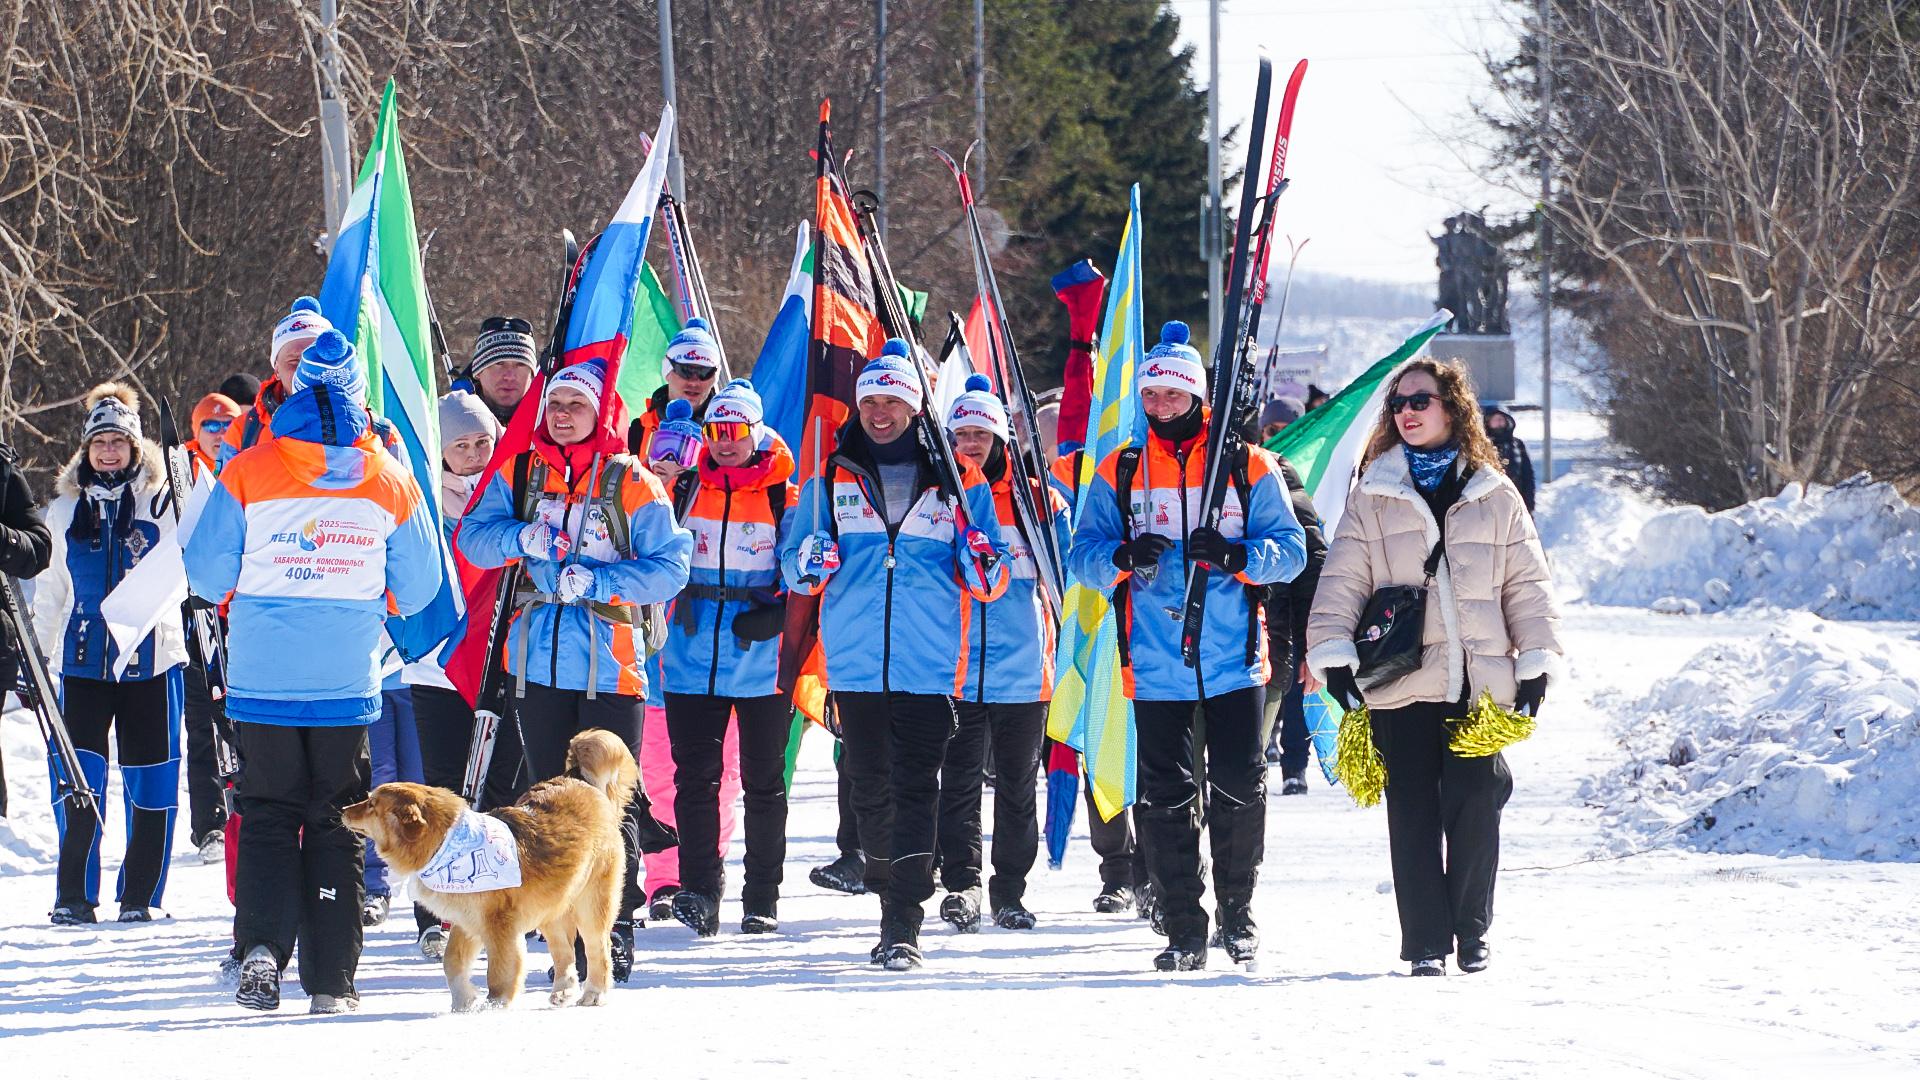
left=342, top=729, right=639, bottom=1011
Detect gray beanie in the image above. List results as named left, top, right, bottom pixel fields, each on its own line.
left=1259, top=396, right=1305, bottom=429
left=438, top=389, right=500, bottom=444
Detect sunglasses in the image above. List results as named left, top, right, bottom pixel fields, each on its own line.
left=199, top=418, right=233, bottom=434
left=670, top=362, right=718, bottom=381
left=1388, top=391, right=1436, bottom=415
left=479, top=316, right=533, bottom=336
left=703, top=421, right=753, bottom=443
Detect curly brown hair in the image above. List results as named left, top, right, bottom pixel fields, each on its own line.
left=1359, top=357, right=1503, bottom=473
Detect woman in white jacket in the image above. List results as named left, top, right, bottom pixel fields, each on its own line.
left=1306, top=358, right=1563, bottom=977
left=37, top=383, right=188, bottom=925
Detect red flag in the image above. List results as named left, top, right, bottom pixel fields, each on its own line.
left=1051, top=261, right=1108, bottom=454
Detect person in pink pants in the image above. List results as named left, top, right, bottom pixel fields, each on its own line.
left=640, top=702, right=740, bottom=918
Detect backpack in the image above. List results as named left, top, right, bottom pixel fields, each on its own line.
left=1111, top=443, right=1266, bottom=668
left=511, top=453, right=664, bottom=652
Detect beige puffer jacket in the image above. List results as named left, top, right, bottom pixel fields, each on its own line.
left=1305, top=448, right=1563, bottom=711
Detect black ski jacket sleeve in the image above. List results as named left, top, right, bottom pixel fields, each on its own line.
left=1262, top=455, right=1326, bottom=677
left=0, top=448, right=51, bottom=581
left=1505, top=437, right=1537, bottom=513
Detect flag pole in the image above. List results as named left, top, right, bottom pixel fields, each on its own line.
left=317, top=0, right=353, bottom=250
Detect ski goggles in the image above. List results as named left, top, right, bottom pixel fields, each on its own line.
left=703, top=420, right=754, bottom=444
left=649, top=428, right=702, bottom=470
left=1388, top=391, right=1436, bottom=415
left=199, top=418, right=233, bottom=435
left=669, top=361, right=719, bottom=382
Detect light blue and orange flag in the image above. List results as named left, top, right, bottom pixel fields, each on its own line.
left=317, top=79, right=458, bottom=661
left=1047, top=183, right=1146, bottom=823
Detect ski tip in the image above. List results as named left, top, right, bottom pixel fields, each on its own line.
left=819, top=99, right=832, bottom=123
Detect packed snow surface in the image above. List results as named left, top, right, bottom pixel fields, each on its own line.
left=4, top=470, right=1920, bottom=1076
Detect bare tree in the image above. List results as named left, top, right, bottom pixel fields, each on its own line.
left=1491, top=0, right=1920, bottom=503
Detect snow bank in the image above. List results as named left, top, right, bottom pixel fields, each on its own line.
left=1587, top=615, right=1920, bottom=860
left=1538, top=472, right=1920, bottom=619
left=1, top=705, right=59, bottom=875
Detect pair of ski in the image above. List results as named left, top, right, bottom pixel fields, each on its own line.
left=1177, top=56, right=1309, bottom=679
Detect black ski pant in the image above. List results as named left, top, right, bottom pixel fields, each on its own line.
left=834, top=690, right=957, bottom=912
left=232, top=721, right=369, bottom=999
left=1371, top=698, right=1514, bottom=962
left=1086, top=777, right=1143, bottom=892
left=180, top=659, right=228, bottom=846
left=833, top=747, right=861, bottom=858
left=411, top=683, right=527, bottom=932
left=1133, top=685, right=1267, bottom=942
left=515, top=682, right=647, bottom=920
left=935, top=699, right=1046, bottom=908
left=55, top=673, right=182, bottom=913
left=664, top=691, right=793, bottom=913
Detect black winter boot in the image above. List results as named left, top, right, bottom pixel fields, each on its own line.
left=876, top=900, right=924, bottom=971
left=672, top=890, right=720, bottom=938
left=810, top=851, right=869, bottom=895
left=939, top=886, right=982, bottom=934
left=1137, top=803, right=1208, bottom=963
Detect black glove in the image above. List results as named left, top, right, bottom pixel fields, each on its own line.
left=1112, top=532, right=1174, bottom=573
left=1186, top=526, right=1248, bottom=574
left=731, top=603, right=786, bottom=643
left=628, top=792, right=680, bottom=855
left=1515, top=675, right=1547, bottom=717
left=1326, top=666, right=1363, bottom=712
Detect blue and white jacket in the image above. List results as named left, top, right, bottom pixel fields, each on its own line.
left=35, top=440, right=188, bottom=682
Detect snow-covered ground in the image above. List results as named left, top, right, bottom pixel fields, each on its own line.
left=5, top=471, right=1920, bottom=1077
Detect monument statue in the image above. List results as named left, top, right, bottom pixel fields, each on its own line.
left=1432, top=211, right=1510, bottom=335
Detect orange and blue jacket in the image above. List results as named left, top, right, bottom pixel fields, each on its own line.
left=661, top=432, right=797, bottom=699
left=456, top=444, right=692, bottom=698
left=1068, top=423, right=1306, bottom=701
left=184, top=386, right=442, bottom=726
left=957, top=468, right=1071, bottom=704
left=780, top=424, right=1009, bottom=697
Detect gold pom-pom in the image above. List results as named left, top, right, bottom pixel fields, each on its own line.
left=1332, top=704, right=1387, bottom=808
left=1448, top=691, right=1536, bottom=758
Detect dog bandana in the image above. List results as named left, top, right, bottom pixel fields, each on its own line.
left=415, top=809, right=523, bottom=894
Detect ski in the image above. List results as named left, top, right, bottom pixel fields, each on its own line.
left=641, top=131, right=733, bottom=382
left=2, top=574, right=96, bottom=816
left=846, top=185, right=1000, bottom=584
left=931, top=146, right=1067, bottom=620
left=461, top=229, right=584, bottom=808
left=156, top=399, right=242, bottom=812
left=1179, top=57, right=1276, bottom=669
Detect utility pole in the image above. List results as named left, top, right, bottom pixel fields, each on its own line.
left=317, top=0, right=353, bottom=251
left=974, top=0, right=987, bottom=195
left=659, top=0, right=686, bottom=201
left=875, top=0, right=889, bottom=235
left=1205, top=0, right=1223, bottom=350
left=1538, top=0, right=1554, bottom=483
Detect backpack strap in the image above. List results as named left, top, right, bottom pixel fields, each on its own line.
left=597, top=456, right=634, bottom=559
left=1110, top=446, right=1143, bottom=667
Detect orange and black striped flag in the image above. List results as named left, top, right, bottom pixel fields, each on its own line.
left=780, top=99, right=886, bottom=715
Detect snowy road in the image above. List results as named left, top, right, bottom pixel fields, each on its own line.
left=3, top=607, right=1918, bottom=1078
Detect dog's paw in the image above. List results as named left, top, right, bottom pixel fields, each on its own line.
left=577, top=987, right=605, bottom=1007
left=549, top=986, right=577, bottom=1008
left=483, top=996, right=514, bottom=1011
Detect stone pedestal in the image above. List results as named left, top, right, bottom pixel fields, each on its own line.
left=1430, top=333, right=1516, bottom=402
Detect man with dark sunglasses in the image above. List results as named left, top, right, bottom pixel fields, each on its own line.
left=629, top=317, right=723, bottom=462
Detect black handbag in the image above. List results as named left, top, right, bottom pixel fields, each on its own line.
left=1352, top=540, right=1444, bottom=691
